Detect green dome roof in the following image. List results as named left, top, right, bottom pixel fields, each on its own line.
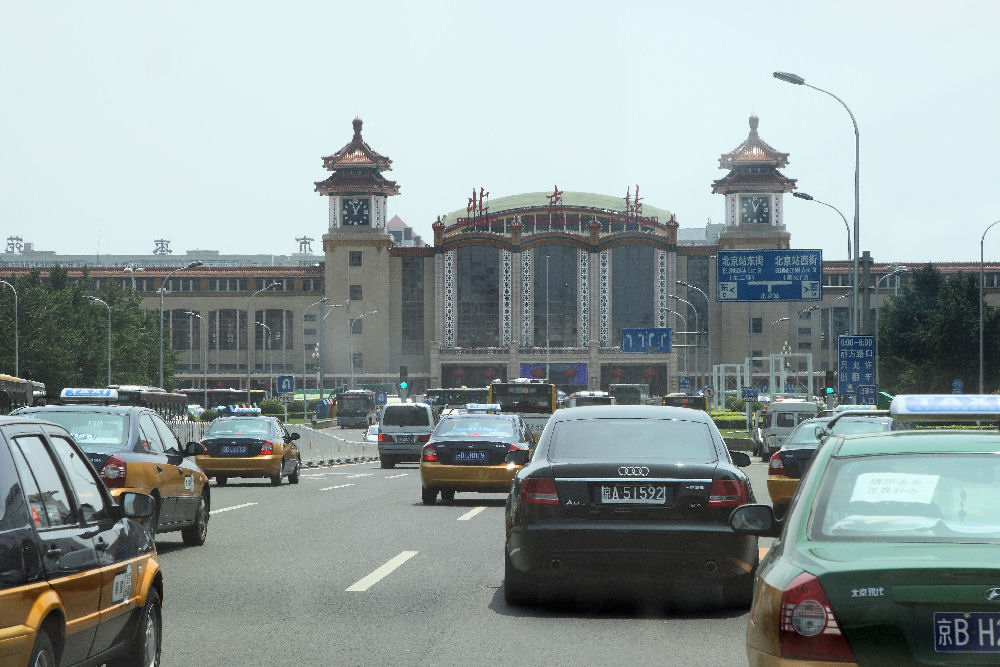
left=444, top=191, right=672, bottom=223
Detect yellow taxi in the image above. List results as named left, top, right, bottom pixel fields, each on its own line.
left=0, top=415, right=163, bottom=666
left=196, top=416, right=302, bottom=485
left=14, top=390, right=211, bottom=546
left=420, top=408, right=534, bottom=504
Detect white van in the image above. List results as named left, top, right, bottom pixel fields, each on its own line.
left=760, top=399, right=820, bottom=458
left=378, top=402, right=436, bottom=469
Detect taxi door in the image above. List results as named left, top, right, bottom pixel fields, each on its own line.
left=137, top=413, right=178, bottom=527
left=152, top=413, right=201, bottom=524
left=8, top=431, right=101, bottom=665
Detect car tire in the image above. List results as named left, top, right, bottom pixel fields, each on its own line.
left=441, top=489, right=456, bottom=503
left=722, top=567, right=756, bottom=609
left=421, top=486, right=437, bottom=505
left=215, top=476, right=227, bottom=486
left=181, top=491, right=209, bottom=547
left=380, top=457, right=395, bottom=469
left=116, top=588, right=161, bottom=667
left=503, top=550, right=535, bottom=607
left=269, top=469, right=282, bottom=486
left=27, top=627, right=56, bottom=667
left=289, top=459, right=300, bottom=484
left=772, top=501, right=789, bottom=521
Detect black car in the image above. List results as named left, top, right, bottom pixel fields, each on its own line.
left=504, top=405, right=757, bottom=607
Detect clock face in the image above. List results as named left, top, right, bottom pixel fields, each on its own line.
left=740, top=195, right=771, bottom=224
left=342, top=198, right=370, bottom=226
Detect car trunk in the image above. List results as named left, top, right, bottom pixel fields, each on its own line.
left=778, top=445, right=818, bottom=478
left=203, top=437, right=266, bottom=457
left=432, top=439, right=510, bottom=465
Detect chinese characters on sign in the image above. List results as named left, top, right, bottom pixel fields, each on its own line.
left=838, top=335, right=875, bottom=398
left=716, top=250, right=823, bottom=302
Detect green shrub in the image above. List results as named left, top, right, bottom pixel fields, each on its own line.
left=712, top=413, right=749, bottom=430
left=199, top=409, right=219, bottom=422
left=261, top=399, right=284, bottom=415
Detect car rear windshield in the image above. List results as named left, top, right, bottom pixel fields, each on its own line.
left=811, top=453, right=1000, bottom=543
left=435, top=418, right=515, bottom=438
left=206, top=419, right=271, bottom=437
left=382, top=406, right=430, bottom=427
left=20, top=411, right=129, bottom=451
left=548, top=418, right=718, bottom=462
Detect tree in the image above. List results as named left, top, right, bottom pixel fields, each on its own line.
left=878, top=264, right=1000, bottom=393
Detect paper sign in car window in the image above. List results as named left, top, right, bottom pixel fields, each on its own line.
left=849, top=472, right=939, bottom=505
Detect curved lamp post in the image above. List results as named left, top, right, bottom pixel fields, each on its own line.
left=875, top=265, right=907, bottom=387
left=247, top=282, right=278, bottom=403
left=303, top=298, right=328, bottom=420
left=256, top=322, right=272, bottom=396
left=792, top=192, right=852, bottom=262
left=349, top=310, right=377, bottom=389
left=828, top=292, right=850, bottom=371
left=185, top=311, right=207, bottom=410
left=664, top=308, right=688, bottom=376
left=668, top=294, right=699, bottom=386
left=0, top=279, right=17, bottom=377
left=159, top=261, right=202, bottom=388
left=677, top=280, right=710, bottom=389
left=774, top=71, right=860, bottom=335
left=83, top=296, right=111, bottom=386
left=981, top=221, right=1000, bottom=393
left=795, top=304, right=820, bottom=371
left=769, top=317, right=791, bottom=359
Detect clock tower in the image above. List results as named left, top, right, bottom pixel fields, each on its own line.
left=712, top=115, right=796, bottom=250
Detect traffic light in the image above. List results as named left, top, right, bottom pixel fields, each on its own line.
left=824, top=370, right=835, bottom=395
left=399, top=365, right=409, bottom=395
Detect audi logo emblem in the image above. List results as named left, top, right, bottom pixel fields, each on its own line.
left=985, top=587, right=1000, bottom=602
left=618, top=466, right=649, bottom=477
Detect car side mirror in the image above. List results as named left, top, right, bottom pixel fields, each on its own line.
left=185, top=441, right=204, bottom=457
left=505, top=449, right=530, bottom=466
left=122, top=492, right=156, bottom=519
left=289, top=432, right=300, bottom=441
left=729, top=504, right=782, bottom=537
left=730, top=451, right=752, bottom=467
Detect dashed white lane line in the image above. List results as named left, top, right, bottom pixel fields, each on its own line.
left=211, top=502, right=258, bottom=515
left=457, top=507, right=486, bottom=521
left=319, top=483, right=355, bottom=491
left=385, top=473, right=409, bottom=479
left=346, top=551, right=419, bottom=592
left=347, top=473, right=373, bottom=479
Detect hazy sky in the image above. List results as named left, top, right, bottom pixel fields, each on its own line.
left=2, top=1, right=997, bottom=263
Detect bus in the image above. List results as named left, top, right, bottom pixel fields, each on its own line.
left=111, top=385, right=189, bottom=419
left=608, top=384, right=650, bottom=405
left=336, top=389, right=378, bottom=428
left=179, top=388, right=267, bottom=412
left=487, top=378, right=558, bottom=441
left=660, top=393, right=709, bottom=412
left=564, top=390, right=615, bottom=408
left=0, top=374, right=46, bottom=414
left=425, top=387, right=489, bottom=412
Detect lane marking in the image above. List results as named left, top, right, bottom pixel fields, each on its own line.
left=302, top=472, right=353, bottom=479
left=319, top=483, right=355, bottom=491
left=211, top=502, right=258, bottom=515
left=385, top=473, right=408, bottom=479
left=457, top=507, right=486, bottom=521
left=346, top=551, right=418, bottom=592
left=759, top=546, right=771, bottom=560
left=347, top=473, right=373, bottom=479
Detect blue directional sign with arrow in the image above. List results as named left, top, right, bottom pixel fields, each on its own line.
left=717, top=249, right=823, bottom=302
left=276, top=375, right=294, bottom=394
left=621, top=328, right=672, bottom=353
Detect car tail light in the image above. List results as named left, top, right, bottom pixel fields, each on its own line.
left=260, top=441, right=274, bottom=455
left=779, top=572, right=855, bottom=661
left=100, top=455, right=127, bottom=488
left=519, top=478, right=559, bottom=505
left=769, top=451, right=787, bottom=476
left=379, top=432, right=393, bottom=443
left=507, top=443, right=528, bottom=452
left=707, top=479, right=747, bottom=506
left=422, top=444, right=437, bottom=462
left=417, top=434, right=431, bottom=443
left=199, top=440, right=209, bottom=455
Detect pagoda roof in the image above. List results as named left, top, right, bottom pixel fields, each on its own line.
left=711, top=169, right=797, bottom=194
left=320, top=118, right=393, bottom=172
left=314, top=168, right=400, bottom=196
left=717, top=115, right=789, bottom=170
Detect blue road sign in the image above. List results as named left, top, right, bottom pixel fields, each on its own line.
left=952, top=378, right=964, bottom=394
left=717, top=249, right=823, bottom=302
left=374, top=391, right=388, bottom=405
left=678, top=376, right=691, bottom=393
left=741, top=387, right=758, bottom=401
left=838, top=335, right=875, bottom=396
left=857, top=384, right=878, bottom=405
left=276, top=375, right=294, bottom=394
left=621, top=327, right=672, bottom=353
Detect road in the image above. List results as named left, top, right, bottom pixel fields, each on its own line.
left=156, top=428, right=772, bottom=666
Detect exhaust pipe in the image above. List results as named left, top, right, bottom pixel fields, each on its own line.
left=549, top=558, right=564, bottom=571
left=704, top=560, right=719, bottom=574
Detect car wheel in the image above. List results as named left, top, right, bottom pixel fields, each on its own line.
left=116, top=588, right=161, bottom=667
left=181, top=491, right=209, bottom=547
left=269, top=469, right=282, bottom=486
left=289, top=459, right=300, bottom=484
left=380, top=457, right=395, bottom=469
left=215, top=476, right=227, bottom=486
left=421, top=486, right=437, bottom=505
left=503, top=549, right=535, bottom=607
left=27, top=628, right=56, bottom=667
left=441, top=489, right=456, bottom=503
left=772, top=501, right=789, bottom=521
left=722, top=566, right=757, bottom=609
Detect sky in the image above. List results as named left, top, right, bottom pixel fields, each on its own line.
left=2, top=1, right=998, bottom=264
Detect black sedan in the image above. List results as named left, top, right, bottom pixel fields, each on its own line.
left=504, top=405, right=757, bottom=608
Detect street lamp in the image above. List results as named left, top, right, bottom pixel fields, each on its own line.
left=545, top=254, right=550, bottom=380
left=677, top=280, right=710, bottom=389
left=247, top=282, right=278, bottom=403
left=159, top=261, right=203, bottom=388
left=256, top=322, right=272, bottom=397
left=319, top=302, right=343, bottom=401
left=83, top=296, right=111, bottom=386
left=664, top=308, right=688, bottom=376
left=774, top=71, right=860, bottom=335
left=792, top=192, right=852, bottom=262
left=185, top=311, right=207, bottom=410
left=827, top=292, right=850, bottom=372
left=875, top=265, right=907, bottom=386
left=795, top=305, right=820, bottom=375
left=303, top=298, right=328, bottom=420
left=349, top=310, right=378, bottom=389
left=981, top=221, right=1000, bottom=393
left=123, top=265, right=144, bottom=291
left=0, top=279, right=17, bottom=377
left=668, top=294, right=699, bottom=385
left=769, top=317, right=791, bottom=358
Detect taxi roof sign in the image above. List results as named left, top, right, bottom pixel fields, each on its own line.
left=890, top=394, right=1000, bottom=421
left=465, top=403, right=501, bottom=412
left=60, top=387, right=119, bottom=401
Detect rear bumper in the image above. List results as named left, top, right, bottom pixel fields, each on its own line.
left=766, top=476, right=799, bottom=508
left=378, top=443, right=423, bottom=461
left=748, top=647, right=857, bottom=666
left=195, top=454, right=282, bottom=477
left=507, top=521, right=757, bottom=582
left=420, top=461, right=517, bottom=493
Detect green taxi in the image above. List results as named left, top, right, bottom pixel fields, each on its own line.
left=731, top=394, right=1000, bottom=665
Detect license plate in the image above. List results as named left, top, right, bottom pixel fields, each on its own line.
left=221, top=445, right=248, bottom=455
left=935, top=612, right=1000, bottom=652
left=395, top=435, right=414, bottom=444
left=455, top=450, right=487, bottom=463
left=600, top=484, right=668, bottom=504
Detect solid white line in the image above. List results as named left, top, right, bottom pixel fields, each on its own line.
left=211, top=502, right=258, bottom=515
left=346, top=551, right=418, bottom=592
left=457, top=507, right=486, bottom=521
left=385, top=473, right=408, bottom=479
left=319, top=483, right=355, bottom=491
